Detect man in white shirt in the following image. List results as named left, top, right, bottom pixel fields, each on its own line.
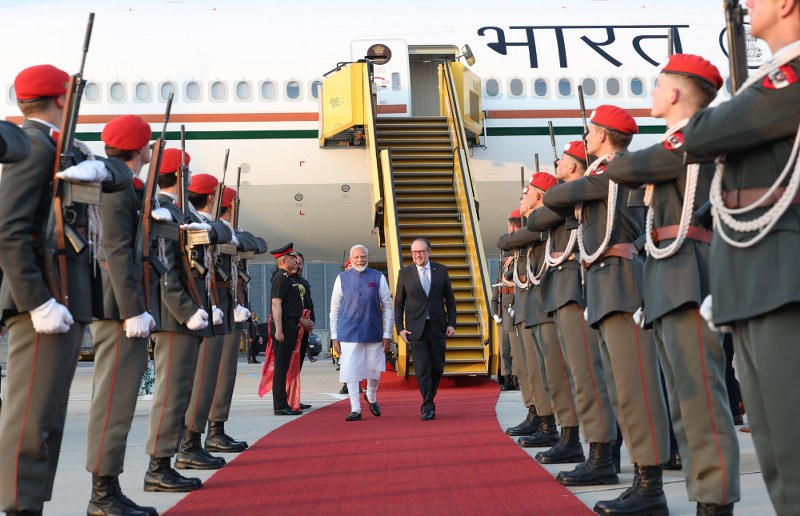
left=330, top=245, right=394, bottom=421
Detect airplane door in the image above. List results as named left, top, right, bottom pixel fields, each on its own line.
left=351, top=39, right=410, bottom=117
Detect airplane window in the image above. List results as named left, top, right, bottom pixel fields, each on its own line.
left=7, top=85, right=17, bottom=103
left=391, top=72, right=401, bottom=91
left=605, top=78, right=620, bottom=97
left=581, top=77, right=597, bottom=97
left=235, top=81, right=252, bottom=101
left=725, top=77, right=732, bottom=95
left=185, top=81, right=201, bottom=101
left=485, top=78, right=500, bottom=97
left=509, top=78, right=524, bottom=97
left=109, top=81, right=125, bottom=102
left=210, top=81, right=226, bottom=101
left=84, top=82, right=100, bottom=102
left=260, top=81, right=277, bottom=101
left=557, top=78, right=572, bottom=98
left=533, top=78, right=549, bottom=98
left=135, top=82, right=152, bottom=102
left=630, top=78, right=645, bottom=96
left=286, top=81, right=301, bottom=100
left=159, top=81, right=176, bottom=102
left=310, top=80, right=322, bottom=99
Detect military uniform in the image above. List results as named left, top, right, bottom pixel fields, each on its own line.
left=0, top=65, right=131, bottom=513
left=684, top=44, right=800, bottom=514
left=489, top=254, right=514, bottom=381
left=0, top=120, right=30, bottom=164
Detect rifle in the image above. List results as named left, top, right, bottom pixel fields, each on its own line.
left=548, top=121, right=559, bottom=170
left=232, top=166, right=242, bottom=231
left=176, top=125, right=205, bottom=307
left=577, top=85, right=592, bottom=163
left=667, top=26, right=675, bottom=57
left=43, top=12, right=95, bottom=306
left=211, top=148, right=230, bottom=221
left=534, top=153, right=540, bottom=173
left=139, top=93, right=173, bottom=312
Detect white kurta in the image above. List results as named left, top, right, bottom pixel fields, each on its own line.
left=329, top=272, right=394, bottom=383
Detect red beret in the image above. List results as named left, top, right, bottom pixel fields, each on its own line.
left=563, top=141, right=587, bottom=164
left=101, top=115, right=151, bottom=151
left=14, top=65, right=69, bottom=101
left=221, top=186, right=237, bottom=209
left=188, top=173, right=218, bottom=195
left=159, top=148, right=190, bottom=175
left=590, top=105, right=638, bottom=135
left=662, top=53, right=723, bottom=91
left=508, top=209, right=521, bottom=220
left=529, top=172, right=558, bottom=192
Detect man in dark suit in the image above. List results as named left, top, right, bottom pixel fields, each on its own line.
left=394, top=238, right=456, bottom=420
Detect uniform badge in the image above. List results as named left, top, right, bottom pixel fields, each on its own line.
left=763, top=65, right=799, bottom=90
left=663, top=132, right=685, bottom=151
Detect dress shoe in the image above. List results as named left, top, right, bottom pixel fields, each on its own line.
left=505, top=406, right=539, bottom=436
left=364, top=392, right=381, bottom=416
left=143, top=457, right=201, bottom=493
left=87, top=474, right=149, bottom=516
left=593, top=464, right=668, bottom=516
left=517, top=415, right=559, bottom=447
left=299, top=403, right=312, bottom=409
left=175, top=430, right=226, bottom=470
left=663, top=452, right=683, bottom=470
left=345, top=411, right=362, bottom=421
left=557, top=442, right=619, bottom=486
left=205, top=421, right=248, bottom=453
left=697, top=502, right=734, bottom=515
left=109, top=476, right=158, bottom=515
left=421, top=410, right=435, bottom=421
left=732, top=414, right=744, bottom=426
left=535, top=426, right=585, bottom=464
left=274, top=407, right=303, bottom=416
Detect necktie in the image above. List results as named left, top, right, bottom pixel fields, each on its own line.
left=420, top=267, right=430, bottom=296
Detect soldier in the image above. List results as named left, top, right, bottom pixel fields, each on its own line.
left=0, top=120, right=31, bottom=164
left=269, top=243, right=305, bottom=416
left=0, top=64, right=131, bottom=514
left=528, top=141, right=619, bottom=486
left=606, top=54, right=740, bottom=515
left=497, top=197, right=554, bottom=447
left=206, top=186, right=267, bottom=453
left=522, top=173, right=582, bottom=464
left=87, top=115, right=158, bottom=516
left=292, top=251, right=315, bottom=409
left=177, top=173, right=236, bottom=470
left=490, top=249, right=516, bottom=390
left=544, top=105, right=671, bottom=516
left=143, top=149, right=232, bottom=492
left=683, top=2, right=800, bottom=512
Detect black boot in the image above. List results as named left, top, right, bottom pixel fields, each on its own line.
left=510, top=375, right=520, bottom=390
left=696, top=502, right=734, bottom=516
left=556, top=442, right=619, bottom=486
left=535, top=426, right=585, bottom=464
left=593, top=464, right=668, bottom=516
left=663, top=451, right=683, bottom=470
left=143, top=456, right=201, bottom=493
left=175, top=429, right=226, bottom=470
left=505, top=406, right=540, bottom=436
left=87, top=475, right=148, bottom=516
left=500, top=375, right=512, bottom=391
left=205, top=421, right=248, bottom=453
left=517, top=415, right=559, bottom=447
left=109, top=476, right=158, bottom=515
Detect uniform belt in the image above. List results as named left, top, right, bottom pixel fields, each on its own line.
left=582, top=243, right=637, bottom=270
left=722, top=186, right=800, bottom=209
left=651, top=225, right=712, bottom=245
left=499, top=286, right=514, bottom=294
left=216, top=280, right=232, bottom=289
left=549, top=251, right=576, bottom=261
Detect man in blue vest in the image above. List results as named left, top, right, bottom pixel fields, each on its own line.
left=330, top=245, right=394, bottom=421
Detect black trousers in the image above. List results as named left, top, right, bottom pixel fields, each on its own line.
left=299, top=331, right=309, bottom=371
left=721, top=333, right=742, bottom=418
left=270, top=318, right=298, bottom=410
left=410, top=320, right=446, bottom=413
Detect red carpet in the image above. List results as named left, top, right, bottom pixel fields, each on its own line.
left=166, top=374, right=591, bottom=515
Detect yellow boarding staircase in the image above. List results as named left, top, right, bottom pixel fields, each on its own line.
left=320, top=60, right=497, bottom=377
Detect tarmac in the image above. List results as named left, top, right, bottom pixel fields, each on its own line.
left=0, top=351, right=776, bottom=515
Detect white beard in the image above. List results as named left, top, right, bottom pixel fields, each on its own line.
left=353, top=264, right=367, bottom=272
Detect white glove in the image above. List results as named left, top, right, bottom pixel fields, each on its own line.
left=234, top=304, right=251, bottom=323
left=230, top=234, right=240, bottom=247
left=633, top=307, right=645, bottom=328
left=151, top=207, right=173, bottom=221
left=56, top=160, right=109, bottom=182
left=211, top=305, right=224, bottom=325
left=700, top=295, right=717, bottom=332
left=583, top=307, right=589, bottom=323
left=125, top=311, right=156, bottom=338
left=30, top=298, right=74, bottom=334
left=507, top=306, right=515, bottom=317
left=493, top=314, right=502, bottom=324
left=186, top=308, right=209, bottom=330
left=180, top=222, right=211, bottom=231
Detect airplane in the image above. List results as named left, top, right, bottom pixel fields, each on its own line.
left=0, top=0, right=764, bottom=265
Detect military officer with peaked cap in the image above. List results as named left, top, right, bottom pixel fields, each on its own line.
left=544, top=105, right=670, bottom=516
left=683, top=3, right=800, bottom=511
left=0, top=64, right=131, bottom=514
left=143, top=148, right=232, bottom=493
left=86, top=114, right=159, bottom=516
left=606, top=54, right=740, bottom=515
